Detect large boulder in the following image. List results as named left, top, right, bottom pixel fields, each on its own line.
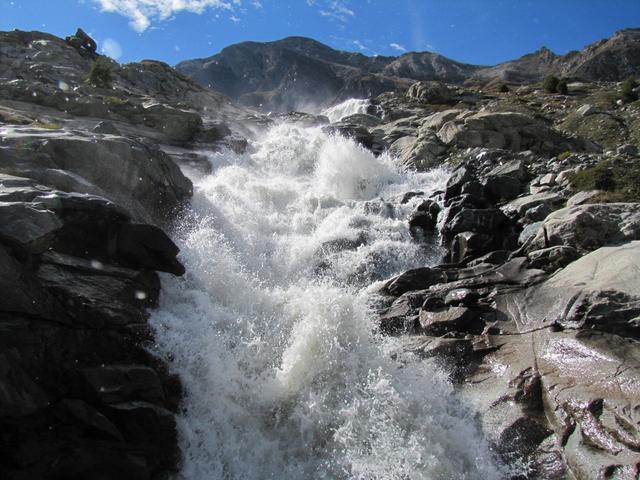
left=406, top=81, right=452, bottom=104
left=139, top=102, right=203, bottom=143
left=442, top=208, right=509, bottom=237
left=323, top=122, right=378, bottom=152
left=419, top=109, right=464, bottom=132
left=390, top=132, right=447, bottom=170
left=527, top=203, right=640, bottom=253
left=482, top=159, right=527, bottom=201
left=444, top=165, right=474, bottom=200
left=503, top=192, right=564, bottom=217
left=0, top=129, right=192, bottom=224
left=438, top=111, right=585, bottom=155
left=419, top=306, right=476, bottom=335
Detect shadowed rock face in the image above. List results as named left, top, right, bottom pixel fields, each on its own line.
left=177, top=29, right=640, bottom=110
left=0, top=173, right=186, bottom=479
left=0, top=30, right=205, bottom=479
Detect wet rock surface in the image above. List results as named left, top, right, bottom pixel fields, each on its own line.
left=0, top=174, right=185, bottom=479
left=356, top=65, right=640, bottom=478
left=0, top=29, right=207, bottom=480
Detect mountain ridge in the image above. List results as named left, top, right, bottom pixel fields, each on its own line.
left=176, top=28, right=640, bottom=111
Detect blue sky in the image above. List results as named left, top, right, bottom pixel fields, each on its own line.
left=2, top=1, right=639, bottom=66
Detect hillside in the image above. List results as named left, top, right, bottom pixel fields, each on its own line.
left=177, top=28, right=640, bottom=111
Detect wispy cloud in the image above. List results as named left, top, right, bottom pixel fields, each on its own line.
left=389, top=42, right=407, bottom=53
left=93, top=0, right=240, bottom=32
left=308, top=0, right=354, bottom=23
left=352, top=39, right=367, bottom=51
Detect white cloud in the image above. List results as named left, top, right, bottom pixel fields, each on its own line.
left=229, top=14, right=240, bottom=22
left=101, top=37, right=123, bottom=59
left=251, top=0, right=262, bottom=7
left=93, top=0, right=240, bottom=32
left=389, top=42, right=407, bottom=53
left=352, top=40, right=366, bottom=51
left=313, top=0, right=354, bottom=23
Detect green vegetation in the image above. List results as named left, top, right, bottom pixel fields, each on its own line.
left=557, top=79, right=568, bottom=95
left=30, top=120, right=62, bottom=130
left=570, top=159, right=640, bottom=202
left=542, top=75, right=570, bottom=94
left=621, top=77, right=639, bottom=103
left=557, top=151, right=573, bottom=161
left=542, top=75, right=560, bottom=93
left=586, top=90, right=619, bottom=109
left=103, top=96, right=127, bottom=106
left=498, top=84, right=509, bottom=93
left=87, top=57, right=113, bottom=89
left=559, top=112, right=628, bottom=150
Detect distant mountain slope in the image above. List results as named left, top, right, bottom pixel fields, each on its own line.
left=177, top=29, right=640, bottom=111
left=479, top=28, right=640, bottom=82
left=175, top=36, right=480, bottom=111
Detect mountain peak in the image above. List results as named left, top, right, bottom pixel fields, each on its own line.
left=176, top=31, right=640, bottom=111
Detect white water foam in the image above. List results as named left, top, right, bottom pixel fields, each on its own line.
left=321, top=99, right=370, bottom=123
left=150, top=122, right=505, bottom=479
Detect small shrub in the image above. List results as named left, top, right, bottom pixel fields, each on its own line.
left=498, top=84, right=509, bottom=93
left=621, top=77, right=638, bottom=103
left=570, top=159, right=640, bottom=202
left=87, top=58, right=113, bottom=88
left=557, top=79, right=568, bottom=95
left=542, top=74, right=560, bottom=93
left=557, top=151, right=573, bottom=161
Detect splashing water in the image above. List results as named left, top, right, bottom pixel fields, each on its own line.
left=322, top=99, right=370, bottom=123
left=150, top=122, right=504, bottom=479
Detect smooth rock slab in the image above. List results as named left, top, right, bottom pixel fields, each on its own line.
left=503, top=192, right=564, bottom=216
left=496, top=242, right=640, bottom=477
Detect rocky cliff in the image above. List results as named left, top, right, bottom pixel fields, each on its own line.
left=177, top=29, right=640, bottom=111
left=0, top=29, right=257, bottom=480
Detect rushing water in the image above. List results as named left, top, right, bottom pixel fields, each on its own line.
left=150, top=121, right=504, bottom=479
left=321, top=99, right=370, bottom=123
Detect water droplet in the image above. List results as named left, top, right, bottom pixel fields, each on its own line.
left=135, top=290, right=148, bottom=300
left=90, top=260, right=104, bottom=270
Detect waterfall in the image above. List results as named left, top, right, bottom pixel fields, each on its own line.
left=150, top=121, right=504, bottom=479
left=321, top=99, right=370, bottom=123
